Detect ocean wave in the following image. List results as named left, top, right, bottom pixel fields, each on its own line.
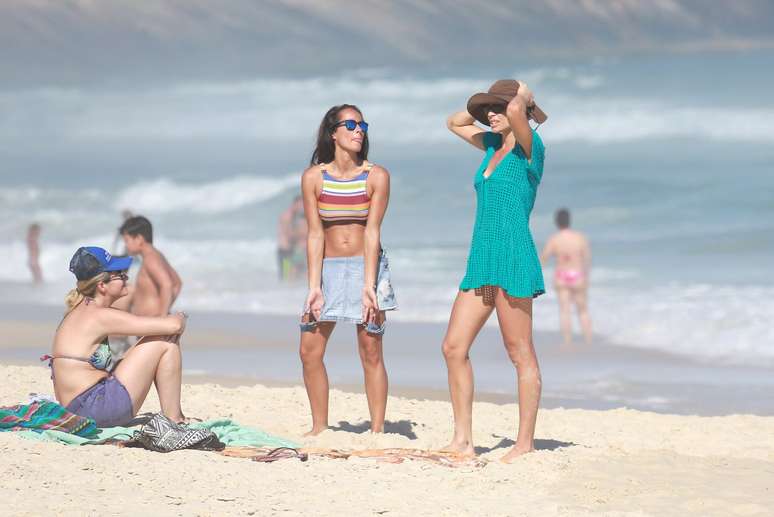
left=541, top=96, right=774, bottom=144
left=532, top=282, right=774, bottom=367
left=0, top=173, right=300, bottom=236
left=115, top=174, right=299, bottom=215
left=3, top=72, right=773, bottom=145
left=3, top=232, right=773, bottom=368
left=175, top=279, right=774, bottom=369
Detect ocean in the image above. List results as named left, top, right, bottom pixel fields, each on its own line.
left=1, top=51, right=773, bottom=370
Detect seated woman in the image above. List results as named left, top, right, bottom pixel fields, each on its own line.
left=45, top=246, right=188, bottom=427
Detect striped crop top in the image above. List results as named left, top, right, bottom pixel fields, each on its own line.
left=318, top=163, right=372, bottom=222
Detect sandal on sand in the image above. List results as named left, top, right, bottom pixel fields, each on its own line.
left=251, top=447, right=309, bottom=463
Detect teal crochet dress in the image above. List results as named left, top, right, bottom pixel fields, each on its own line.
left=459, top=130, right=546, bottom=298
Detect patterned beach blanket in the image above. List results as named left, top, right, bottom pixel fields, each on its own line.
left=5, top=415, right=297, bottom=450
left=0, top=401, right=98, bottom=438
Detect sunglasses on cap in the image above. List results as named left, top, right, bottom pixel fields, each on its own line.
left=334, top=119, right=369, bottom=133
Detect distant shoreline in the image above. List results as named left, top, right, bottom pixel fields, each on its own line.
left=4, top=301, right=774, bottom=417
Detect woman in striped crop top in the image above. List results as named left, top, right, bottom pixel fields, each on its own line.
left=298, top=104, right=398, bottom=436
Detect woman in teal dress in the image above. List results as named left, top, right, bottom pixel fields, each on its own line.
left=442, top=79, right=547, bottom=462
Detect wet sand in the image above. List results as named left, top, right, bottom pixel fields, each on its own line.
left=3, top=302, right=774, bottom=416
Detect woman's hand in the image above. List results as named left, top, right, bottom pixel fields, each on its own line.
left=305, top=287, right=324, bottom=321
left=506, top=82, right=535, bottom=160
left=173, top=312, right=188, bottom=334
left=362, top=286, right=379, bottom=325
left=515, top=81, right=535, bottom=107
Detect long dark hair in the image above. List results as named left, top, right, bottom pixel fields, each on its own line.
left=310, top=104, right=369, bottom=166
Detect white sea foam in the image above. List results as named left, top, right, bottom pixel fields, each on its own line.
left=3, top=71, right=774, bottom=145
left=168, top=274, right=774, bottom=369
left=4, top=232, right=773, bottom=367
left=114, top=174, right=299, bottom=215
left=532, top=282, right=774, bottom=367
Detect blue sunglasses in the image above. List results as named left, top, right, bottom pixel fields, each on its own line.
left=335, top=119, right=369, bottom=133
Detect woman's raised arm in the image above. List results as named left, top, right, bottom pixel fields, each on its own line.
left=506, top=81, right=535, bottom=161
left=447, top=110, right=486, bottom=151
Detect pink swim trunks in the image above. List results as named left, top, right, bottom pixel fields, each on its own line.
left=554, top=269, right=584, bottom=287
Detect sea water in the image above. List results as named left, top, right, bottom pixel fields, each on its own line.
left=1, top=51, right=772, bottom=370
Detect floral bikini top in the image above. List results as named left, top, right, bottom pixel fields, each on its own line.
left=41, top=337, right=116, bottom=377
left=42, top=298, right=117, bottom=376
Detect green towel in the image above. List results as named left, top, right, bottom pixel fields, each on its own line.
left=12, top=418, right=298, bottom=449
left=189, top=419, right=297, bottom=448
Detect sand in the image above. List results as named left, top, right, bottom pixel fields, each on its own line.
left=2, top=364, right=773, bottom=516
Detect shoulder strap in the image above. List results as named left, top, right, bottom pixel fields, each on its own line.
left=40, top=354, right=90, bottom=364
left=363, top=161, right=374, bottom=173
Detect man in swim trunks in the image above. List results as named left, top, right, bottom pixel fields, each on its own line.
left=115, top=215, right=182, bottom=317
left=541, top=208, right=593, bottom=346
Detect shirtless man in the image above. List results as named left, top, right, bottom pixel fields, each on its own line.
left=116, top=216, right=182, bottom=317
left=541, top=208, right=592, bottom=346
left=277, top=195, right=307, bottom=281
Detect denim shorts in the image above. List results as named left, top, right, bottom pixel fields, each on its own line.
left=319, top=251, right=398, bottom=324
left=66, top=376, right=134, bottom=428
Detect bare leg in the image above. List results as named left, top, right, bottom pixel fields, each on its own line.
left=441, top=289, right=494, bottom=457
left=573, top=287, right=593, bottom=345
left=299, top=322, right=335, bottom=436
left=356, top=311, right=388, bottom=433
left=113, top=336, right=184, bottom=422
left=494, top=293, right=541, bottom=462
left=556, top=285, right=573, bottom=347
left=29, top=264, right=43, bottom=284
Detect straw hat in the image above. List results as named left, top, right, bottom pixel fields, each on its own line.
left=467, top=79, right=547, bottom=126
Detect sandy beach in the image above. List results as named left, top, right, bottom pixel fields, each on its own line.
left=4, top=3, right=774, bottom=516
left=3, top=358, right=774, bottom=516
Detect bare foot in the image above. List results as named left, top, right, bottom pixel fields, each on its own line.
left=499, top=444, right=534, bottom=463
left=167, top=413, right=192, bottom=425
left=439, top=440, right=475, bottom=458
left=303, top=426, right=328, bottom=437
left=175, top=416, right=202, bottom=425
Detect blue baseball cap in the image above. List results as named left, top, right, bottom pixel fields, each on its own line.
left=69, top=246, right=132, bottom=281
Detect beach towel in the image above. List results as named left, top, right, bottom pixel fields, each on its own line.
left=189, top=419, right=298, bottom=449
left=0, top=401, right=98, bottom=438
left=8, top=417, right=298, bottom=449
